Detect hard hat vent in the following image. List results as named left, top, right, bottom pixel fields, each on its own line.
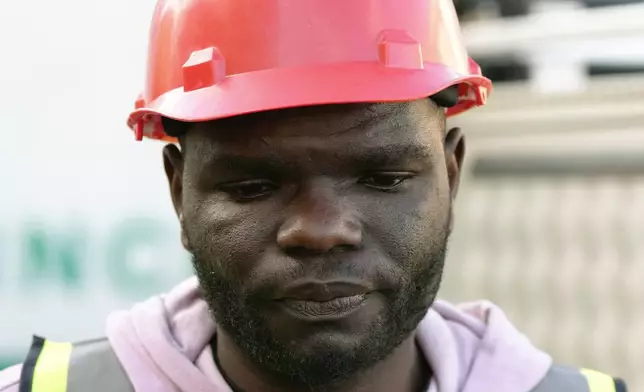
left=377, top=30, right=424, bottom=70
left=182, top=47, right=227, bottom=92
left=135, top=94, right=146, bottom=109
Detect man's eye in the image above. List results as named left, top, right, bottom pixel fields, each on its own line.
left=220, top=180, right=277, bottom=201
left=358, top=173, right=413, bottom=191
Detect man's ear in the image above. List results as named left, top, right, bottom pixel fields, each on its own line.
left=444, top=127, right=465, bottom=201
left=163, top=143, right=190, bottom=250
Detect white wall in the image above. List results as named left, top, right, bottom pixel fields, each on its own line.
left=0, top=0, right=191, bottom=361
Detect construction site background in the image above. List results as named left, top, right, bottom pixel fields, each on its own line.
left=447, top=1, right=644, bottom=388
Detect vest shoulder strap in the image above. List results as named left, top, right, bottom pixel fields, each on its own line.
left=19, top=335, right=134, bottom=392
left=531, top=363, right=627, bottom=392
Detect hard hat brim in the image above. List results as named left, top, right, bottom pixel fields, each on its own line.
left=127, top=61, right=491, bottom=142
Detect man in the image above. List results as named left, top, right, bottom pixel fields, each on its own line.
left=0, top=0, right=627, bottom=391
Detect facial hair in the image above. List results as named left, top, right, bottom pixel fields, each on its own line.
left=191, top=224, right=451, bottom=390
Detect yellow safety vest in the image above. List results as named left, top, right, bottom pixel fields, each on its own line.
left=18, top=335, right=627, bottom=392
left=18, top=336, right=133, bottom=392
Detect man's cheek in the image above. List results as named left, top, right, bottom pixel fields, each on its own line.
left=195, top=230, right=274, bottom=280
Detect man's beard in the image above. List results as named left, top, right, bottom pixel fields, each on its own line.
left=191, top=228, right=450, bottom=390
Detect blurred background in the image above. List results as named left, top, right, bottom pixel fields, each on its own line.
left=0, top=0, right=642, bottom=389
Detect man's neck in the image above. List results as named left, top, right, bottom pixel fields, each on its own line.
left=213, top=331, right=430, bottom=392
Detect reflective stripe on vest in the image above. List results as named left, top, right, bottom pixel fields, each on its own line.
left=19, top=335, right=628, bottom=392
left=531, top=364, right=628, bottom=392
left=18, top=335, right=134, bottom=392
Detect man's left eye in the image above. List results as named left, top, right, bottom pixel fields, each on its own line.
left=358, top=173, right=413, bottom=191
left=219, top=179, right=278, bottom=201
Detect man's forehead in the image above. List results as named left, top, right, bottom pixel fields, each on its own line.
left=184, top=100, right=443, bottom=159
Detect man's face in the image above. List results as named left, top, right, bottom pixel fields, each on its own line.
left=164, top=100, right=463, bottom=386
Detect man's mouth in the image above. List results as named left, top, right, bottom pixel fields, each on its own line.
left=281, top=294, right=367, bottom=318
left=276, top=281, right=373, bottom=321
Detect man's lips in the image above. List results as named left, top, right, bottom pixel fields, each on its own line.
left=277, top=281, right=374, bottom=302
left=281, top=295, right=367, bottom=317
left=275, top=281, right=374, bottom=321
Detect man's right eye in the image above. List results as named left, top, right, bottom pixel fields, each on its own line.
left=219, top=180, right=278, bottom=201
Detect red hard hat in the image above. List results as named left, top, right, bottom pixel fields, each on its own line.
left=128, top=0, right=492, bottom=142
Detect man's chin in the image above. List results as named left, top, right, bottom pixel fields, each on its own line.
left=236, top=328, right=399, bottom=388
left=268, top=326, right=378, bottom=360
left=221, top=303, right=419, bottom=387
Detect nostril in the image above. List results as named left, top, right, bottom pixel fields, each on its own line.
left=334, top=244, right=357, bottom=253
left=282, top=243, right=358, bottom=260
left=284, top=246, right=316, bottom=258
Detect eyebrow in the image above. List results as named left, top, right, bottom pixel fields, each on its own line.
left=200, top=142, right=434, bottom=175
left=347, top=143, right=434, bottom=168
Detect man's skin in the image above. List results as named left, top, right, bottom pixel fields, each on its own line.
left=162, top=98, right=465, bottom=392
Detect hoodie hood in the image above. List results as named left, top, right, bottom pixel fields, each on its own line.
left=105, top=277, right=552, bottom=392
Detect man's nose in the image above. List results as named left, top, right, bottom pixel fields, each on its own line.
left=276, top=187, right=362, bottom=254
